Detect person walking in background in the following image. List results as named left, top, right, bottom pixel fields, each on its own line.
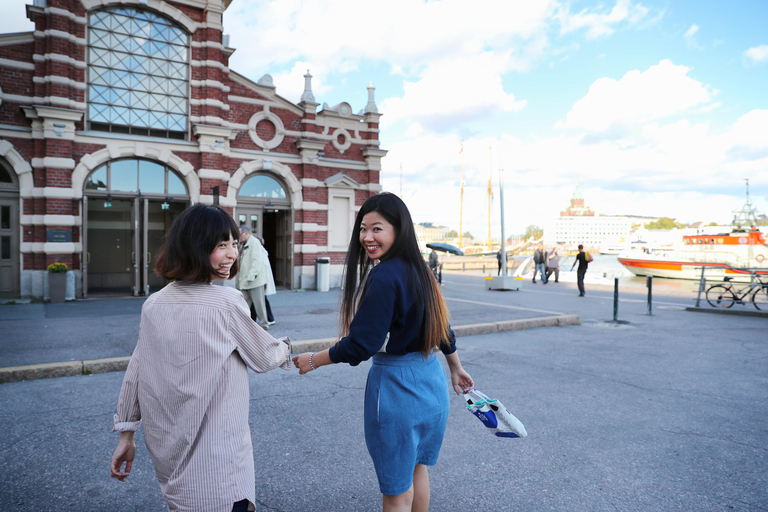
left=428, top=248, right=439, bottom=280
left=546, top=246, right=561, bottom=283
left=570, top=244, right=589, bottom=296
left=293, top=193, right=474, bottom=512
left=532, top=243, right=548, bottom=284
left=260, top=237, right=277, bottom=326
left=110, top=204, right=292, bottom=512
left=496, top=248, right=503, bottom=275
left=237, top=225, right=269, bottom=330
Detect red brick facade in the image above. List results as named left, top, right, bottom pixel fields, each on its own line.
left=0, top=0, right=386, bottom=299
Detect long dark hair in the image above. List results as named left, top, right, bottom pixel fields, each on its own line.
left=155, top=204, right=240, bottom=282
left=339, top=192, right=450, bottom=355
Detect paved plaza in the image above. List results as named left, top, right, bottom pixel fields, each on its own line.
left=0, top=272, right=766, bottom=511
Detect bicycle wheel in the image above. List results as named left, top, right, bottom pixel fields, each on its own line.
left=706, top=285, right=735, bottom=308
left=751, top=285, right=768, bottom=311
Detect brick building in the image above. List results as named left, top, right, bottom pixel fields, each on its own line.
left=0, top=0, right=386, bottom=300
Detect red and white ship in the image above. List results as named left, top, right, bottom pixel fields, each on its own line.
left=618, top=191, right=768, bottom=282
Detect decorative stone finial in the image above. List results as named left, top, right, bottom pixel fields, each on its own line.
left=300, top=70, right=316, bottom=103
left=364, top=81, right=378, bottom=114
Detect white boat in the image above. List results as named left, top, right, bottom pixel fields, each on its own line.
left=617, top=194, right=768, bottom=282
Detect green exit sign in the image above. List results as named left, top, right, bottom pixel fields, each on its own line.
left=161, top=202, right=170, bottom=210
left=103, top=202, right=113, bottom=208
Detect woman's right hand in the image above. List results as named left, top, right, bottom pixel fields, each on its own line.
left=110, top=431, right=136, bottom=482
left=292, top=352, right=313, bottom=375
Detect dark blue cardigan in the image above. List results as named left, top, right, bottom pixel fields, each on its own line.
left=329, top=257, right=457, bottom=366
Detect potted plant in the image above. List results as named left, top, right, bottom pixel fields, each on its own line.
left=47, top=262, right=68, bottom=303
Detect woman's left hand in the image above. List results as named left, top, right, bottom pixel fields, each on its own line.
left=292, top=353, right=313, bottom=375
left=450, top=367, right=474, bottom=395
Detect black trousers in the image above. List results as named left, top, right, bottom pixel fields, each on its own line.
left=250, top=297, right=275, bottom=323
left=577, top=267, right=587, bottom=295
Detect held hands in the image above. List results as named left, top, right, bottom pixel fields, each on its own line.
left=292, top=352, right=314, bottom=375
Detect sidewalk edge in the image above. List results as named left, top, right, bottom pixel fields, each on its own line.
left=0, top=314, right=580, bottom=384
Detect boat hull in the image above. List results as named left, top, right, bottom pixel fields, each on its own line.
left=617, top=256, right=768, bottom=282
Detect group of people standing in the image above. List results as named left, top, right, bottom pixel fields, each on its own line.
left=531, top=243, right=561, bottom=284
left=111, top=193, right=473, bottom=512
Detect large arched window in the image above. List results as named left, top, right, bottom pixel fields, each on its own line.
left=85, top=159, right=188, bottom=196
left=239, top=175, right=287, bottom=199
left=87, top=7, right=189, bottom=139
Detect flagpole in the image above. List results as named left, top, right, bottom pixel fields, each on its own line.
left=459, top=140, right=464, bottom=249
left=488, top=146, right=492, bottom=251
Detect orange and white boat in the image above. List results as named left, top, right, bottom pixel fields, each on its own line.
left=618, top=193, right=768, bottom=282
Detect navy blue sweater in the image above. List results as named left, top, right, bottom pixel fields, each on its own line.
left=328, top=257, right=457, bottom=366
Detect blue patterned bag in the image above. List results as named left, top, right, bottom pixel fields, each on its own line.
left=464, top=389, right=527, bottom=438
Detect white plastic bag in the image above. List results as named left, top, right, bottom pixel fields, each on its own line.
left=464, top=389, right=528, bottom=438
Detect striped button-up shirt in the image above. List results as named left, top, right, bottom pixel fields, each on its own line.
left=114, top=281, right=291, bottom=512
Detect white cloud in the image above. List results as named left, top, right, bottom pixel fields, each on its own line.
left=555, top=60, right=715, bottom=133
left=744, top=44, right=768, bottom=65
left=683, top=24, right=703, bottom=49
left=557, top=0, right=650, bottom=39
left=379, top=53, right=527, bottom=132
left=226, top=0, right=558, bottom=79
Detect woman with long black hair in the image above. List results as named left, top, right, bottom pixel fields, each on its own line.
left=293, top=193, right=473, bottom=512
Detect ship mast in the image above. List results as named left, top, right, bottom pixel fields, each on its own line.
left=732, top=178, right=759, bottom=229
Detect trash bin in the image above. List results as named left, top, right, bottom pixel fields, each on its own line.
left=315, top=257, right=330, bottom=292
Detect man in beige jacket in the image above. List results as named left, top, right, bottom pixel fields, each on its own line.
left=238, top=225, right=269, bottom=329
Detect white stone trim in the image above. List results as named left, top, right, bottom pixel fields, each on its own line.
left=71, top=142, right=200, bottom=202
left=190, top=60, right=229, bottom=72
left=198, top=194, right=236, bottom=207
left=331, top=127, right=353, bottom=154
left=21, top=214, right=81, bottom=227
left=228, top=95, right=270, bottom=106
left=190, top=40, right=226, bottom=50
left=298, top=201, right=328, bottom=211
left=21, top=242, right=83, bottom=253
left=34, top=30, right=87, bottom=46
left=0, top=32, right=35, bottom=47
left=32, top=157, right=77, bottom=170
left=190, top=79, right=230, bottom=92
left=247, top=106, right=285, bottom=151
left=80, top=0, right=200, bottom=34
left=198, top=168, right=231, bottom=181
left=48, top=6, right=88, bottom=24
left=190, top=98, right=230, bottom=111
left=295, top=244, right=325, bottom=253
left=0, top=92, right=87, bottom=110
left=295, top=223, right=327, bottom=232
left=229, top=158, right=303, bottom=209
left=27, top=187, right=79, bottom=199
left=189, top=115, right=243, bottom=129
left=0, top=57, right=35, bottom=71
left=33, top=53, right=86, bottom=69
left=0, top=139, right=34, bottom=194
left=300, top=178, right=325, bottom=188
left=33, top=76, right=87, bottom=90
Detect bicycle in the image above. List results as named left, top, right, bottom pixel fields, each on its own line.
left=706, top=274, right=768, bottom=310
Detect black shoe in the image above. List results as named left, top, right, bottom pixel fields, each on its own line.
left=578, top=293, right=584, bottom=296
left=532, top=279, right=536, bottom=283
left=543, top=281, right=547, bottom=284
left=554, top=280, right=559, bottom=283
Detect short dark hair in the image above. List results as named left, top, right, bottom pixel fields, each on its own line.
left=155, top=204, right=240, bottom=282
left=578, top=244, right=584, bottom=250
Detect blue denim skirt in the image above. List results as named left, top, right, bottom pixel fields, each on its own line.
left=364, top=351, right=450, bottom=496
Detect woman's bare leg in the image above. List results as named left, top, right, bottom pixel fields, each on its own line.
left=412, top=464, right=430, bottom=512
left=382, top=485, right=414, bottom=512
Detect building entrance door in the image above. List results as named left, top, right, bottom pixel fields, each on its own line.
left=84, top=196, right=186, bottom=296
left=237, top=206, right=292, bottom=288
left=0, top=196, right=19, bottom=298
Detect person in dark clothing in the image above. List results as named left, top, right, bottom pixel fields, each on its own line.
left=496, top=249, right=503, bottom=275
left=570, top=244, right=589, bottom=296
left=292, top=192, right=473, bottom=512
left=532, top=243, right=548, bottom=284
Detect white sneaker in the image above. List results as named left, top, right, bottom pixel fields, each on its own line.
left=267, top=320, right=276, bottom=326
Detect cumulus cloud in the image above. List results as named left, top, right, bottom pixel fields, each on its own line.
left=226, top=0, right=558, bottom=78
left=379, top=53, right=527, bottom=132
left=557, top=0, right=650, bottom=39
left=555, top=60, right=715, bottom=133
left=744, top=45, right=768, bottom=65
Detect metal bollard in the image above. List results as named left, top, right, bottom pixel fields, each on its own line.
left=646, top=275, right=653, bottom=315
left=613, top=278, right=619, bottom=322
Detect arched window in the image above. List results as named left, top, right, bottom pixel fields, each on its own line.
left=239, top=175, right=287, bottom=199
left=88, top=7, right=189, bottom=139
left=85, top=159, right=187, bottom=196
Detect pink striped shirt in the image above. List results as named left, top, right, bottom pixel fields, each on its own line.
left=114, top=281, right=291, bottom=512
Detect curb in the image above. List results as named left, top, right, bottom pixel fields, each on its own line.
left=685, top=306, right=768, bottom=318
left=0, top=314, right=580, bottom=384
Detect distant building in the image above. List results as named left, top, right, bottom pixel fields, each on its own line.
left=414, top=222, right=448, bottom=242
left=560, top=183, right=594, bottom=217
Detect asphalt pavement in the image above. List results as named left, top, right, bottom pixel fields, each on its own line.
left=0, top=271, right=766, bottom=511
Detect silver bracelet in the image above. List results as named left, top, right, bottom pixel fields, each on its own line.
left=308, top=352, right=316, bottom=371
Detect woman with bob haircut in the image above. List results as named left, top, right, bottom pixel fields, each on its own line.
left=110, top=204, right=292, bottom=512
left=293, top=193, right=474, bottom=512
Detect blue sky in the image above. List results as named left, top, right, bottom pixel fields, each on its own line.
left=2, top=0, right=766, bottom=240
